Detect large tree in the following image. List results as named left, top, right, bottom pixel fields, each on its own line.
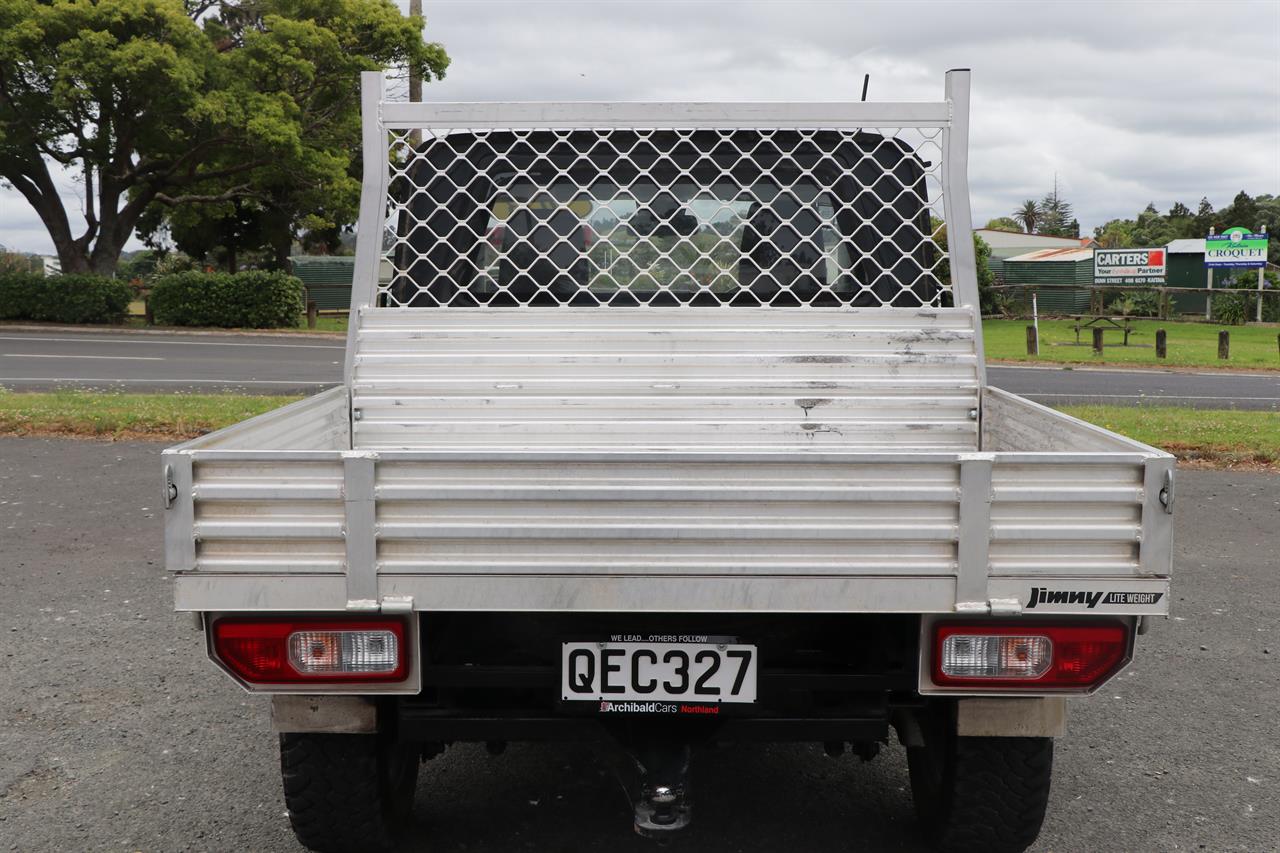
left=1037, top=178, right=1076, bottom=238
left=1193, top=197, right=1215, bottom=236
left=0, top=0, right=446, bottom=275
left=140, top=0, right=448, bottom=270
left=1012, top=200, right=1039, bottom=234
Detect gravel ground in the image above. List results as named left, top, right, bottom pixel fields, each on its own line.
left=0, top=437, right=1276, bottom=852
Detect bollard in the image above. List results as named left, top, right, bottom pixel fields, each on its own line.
left=1155, top=328, right=1166, bottom=359
left=1092, top=327, right=1104, bottom=355
left=1218, top=330, right=1229, bottom=360
left=144, top=299, right=154, bottom=326
left=1025, top=325, right=1038, bottom=356
left=307, top=300, right=318, bottom=329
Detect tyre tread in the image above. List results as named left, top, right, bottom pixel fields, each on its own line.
left=279, top=733, right=397, bottom=853
left=936, top=736, right=1054, bottom=853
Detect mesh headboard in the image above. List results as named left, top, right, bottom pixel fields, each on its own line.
left=344, top=71, right=985, bottom=450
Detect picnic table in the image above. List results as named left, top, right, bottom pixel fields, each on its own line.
left=1069, top=315, right=1140, bottom=347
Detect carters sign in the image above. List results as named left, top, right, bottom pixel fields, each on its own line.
left=1094, top=248, right=1166, bottom=284
left=1205, top=227, right=1268, bottom=269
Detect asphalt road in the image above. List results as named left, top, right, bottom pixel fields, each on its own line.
left=988, top=364, right=1280, bottom=411
left=1, top=327, right=1278, bottom=408
left=0, top=437, right=1276, bottom=852
left=0, top=329, right=344, bottom=395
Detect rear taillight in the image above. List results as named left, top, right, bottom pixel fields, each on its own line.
left=932, top=622, right=1129, bottom=690
left=212, top=618, right=408, bottom=684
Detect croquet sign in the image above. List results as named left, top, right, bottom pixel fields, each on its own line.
left=1094, top=248, right=1166, bottom=284
left=1204, top=227, right=1268, bottom=268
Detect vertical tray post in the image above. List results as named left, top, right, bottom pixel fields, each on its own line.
left=955, top=453, right=994, bottom=612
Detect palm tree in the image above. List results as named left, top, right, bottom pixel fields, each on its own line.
left=1013, top=200, right=1040, bottom=234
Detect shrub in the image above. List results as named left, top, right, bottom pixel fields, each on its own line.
left=1107, top=296, right=1138, bottom=317
left=148, top=270, right=306, bottom=328
left=1211, top=292, right=1250, bottom=326
left=151, top=252, right=201, bottom=279
left=1107, top=290, right=1161, bottom=318
left=0, top=273, right=132, bottom=324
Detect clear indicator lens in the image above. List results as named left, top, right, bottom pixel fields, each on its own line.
left=941, top=634, right=1051, bottom=679
left=288, top=630, right=399, bottom=674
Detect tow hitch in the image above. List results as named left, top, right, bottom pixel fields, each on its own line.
left=629, top=736, right=693, bottom=837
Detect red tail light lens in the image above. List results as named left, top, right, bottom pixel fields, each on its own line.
left=212, top=617, right=408, bottom=684
left=932, top=622, right=1129, bottom=690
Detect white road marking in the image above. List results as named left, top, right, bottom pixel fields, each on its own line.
left=0, top=334, right=344, bottom=350
left=3, top=353, right=163, bottom=361
left=1021, top=392, right=1279, bottom=403
left=991, top=364, right=1278, bottom=381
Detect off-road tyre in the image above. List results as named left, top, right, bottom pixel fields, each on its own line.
left=280, top=733, right=419, bottom=853
left=906, top=707, right=1053, bottom=853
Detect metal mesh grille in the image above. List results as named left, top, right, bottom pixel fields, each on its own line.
left=380, top=126, right=950, bottom=308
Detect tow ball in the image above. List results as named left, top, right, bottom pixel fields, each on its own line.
left=630, top=738, right=693, bottom=837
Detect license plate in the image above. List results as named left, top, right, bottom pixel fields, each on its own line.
left=561, top=638, right=758, bottom=704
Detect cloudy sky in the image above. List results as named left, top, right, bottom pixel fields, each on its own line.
left=2, top=0, right=1277, bottom=254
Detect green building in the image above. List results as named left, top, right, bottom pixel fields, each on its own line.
left=1000, top=247, right=1094, bottom=314
left=290, top=255, right=354, bottom=311
left=974, top=228, right=1093, bottom=286
left=1164, top=239, right=1208, bottom=315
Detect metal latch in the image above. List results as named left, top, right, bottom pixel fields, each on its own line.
left=164, top=464, right=177, bottom=509
left=345, top=596, right=413, bottom=614
left=1158, top=469, right=1175, bottom=515
left=954, top=598, right=1023, bottom=616
left=380, top=596, right=414, bottom=614
left=988, top=597, right=1022, bottom=616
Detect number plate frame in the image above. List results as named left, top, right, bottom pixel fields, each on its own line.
left=560, top=635, right=758, bottom=709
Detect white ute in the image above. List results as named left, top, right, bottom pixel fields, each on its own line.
left=164, top=69, right=1173, bottom=853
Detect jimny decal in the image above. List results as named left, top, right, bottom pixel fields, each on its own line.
left=1026, top=587, right=1164, bottom=609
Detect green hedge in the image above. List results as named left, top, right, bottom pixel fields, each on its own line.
left=0, top=273, right=132, bottom=324
left=149, top=270, right=306, bottom=328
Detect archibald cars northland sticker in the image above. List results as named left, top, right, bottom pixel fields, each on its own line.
left=1026, top=586, right=1165, bottom=609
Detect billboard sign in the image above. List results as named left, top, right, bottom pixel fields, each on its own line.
left=1205, top=227, right=1268, bottom=268
left=1094, top=248, right=1166, bottom=284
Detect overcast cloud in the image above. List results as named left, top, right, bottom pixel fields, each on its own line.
left=2, top=0, right=1277, bottom=255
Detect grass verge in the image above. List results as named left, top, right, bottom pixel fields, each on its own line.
left=0, top=391, right=301, bottom=440
left=1058, top=404, right=1280, bottom=468
left=985, top=318, right=1280, bottom=369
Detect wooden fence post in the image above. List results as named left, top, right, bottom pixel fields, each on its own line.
left=1092, top=327, right=1104, bottom=355
left=1025, top=325, right=1038, bottom=356
left=1218, top=330, right=1229, bottom=360
left=306, top=300, right=318, bottom=329
left=1155, top=328, right=1166, bottom=359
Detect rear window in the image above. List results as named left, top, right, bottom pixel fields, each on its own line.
left=471, top=176, right=850, bottom=305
